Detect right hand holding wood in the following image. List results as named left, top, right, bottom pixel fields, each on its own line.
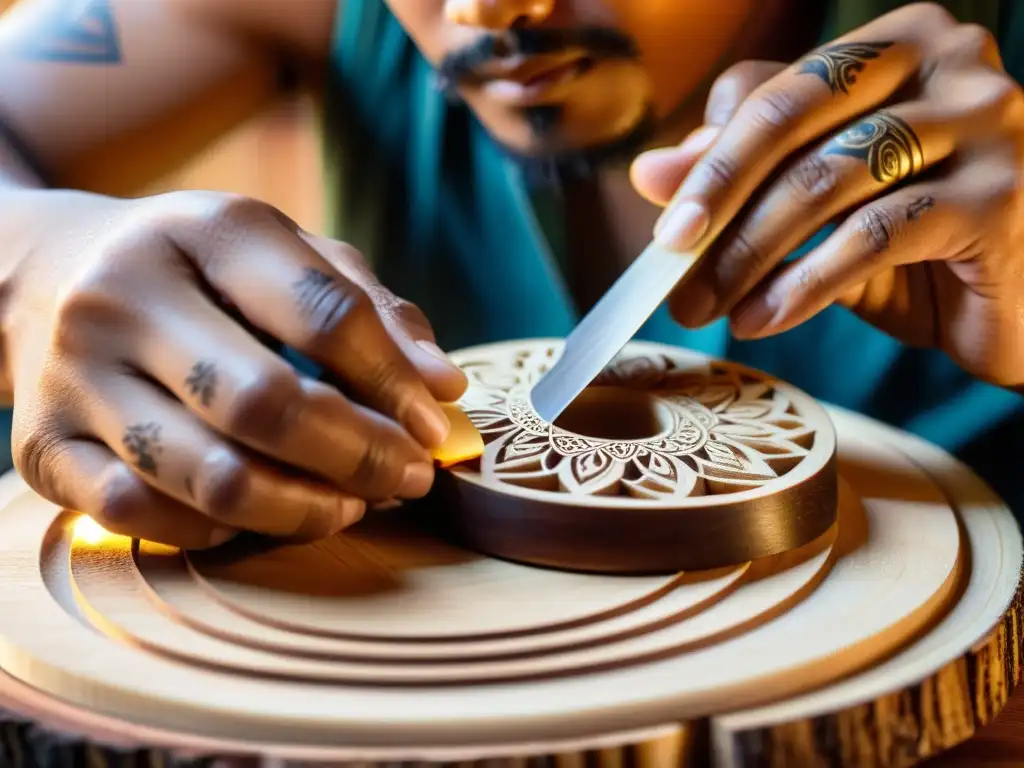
left=5, top=190, right=468, bottom=549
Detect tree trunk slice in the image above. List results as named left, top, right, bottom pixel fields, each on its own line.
left=711, top=413, right=1024, bottom=767
left=0, top=343, right=1017, bottom=767
left=435, top=339, right=839, bottom=573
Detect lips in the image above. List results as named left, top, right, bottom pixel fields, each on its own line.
left=478, top=53, right=594, bottom=104
left=481, top=52, right=587, bottom=85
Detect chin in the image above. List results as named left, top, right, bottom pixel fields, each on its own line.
left=467, top=97, right=657, bottom=184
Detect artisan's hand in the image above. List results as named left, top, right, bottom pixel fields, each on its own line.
left=631, top=2, right=1024, bottom=390
left=6, top=190, right=468, bottom=548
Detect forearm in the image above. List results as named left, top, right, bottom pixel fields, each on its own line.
left=0, top=124, right=53, bottom=405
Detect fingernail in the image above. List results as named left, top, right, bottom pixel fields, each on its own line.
left=207, top=526, right=239, bottom=548
left=655, top=200, right=709, bottom=252
left=397, top=462, right=435, bottom=498
left=634, top=126, right=720, bottom=169
left=338, top=497, right=367, bottom=528
left=678, top=124, right=721, bottom=155
left=406, top=399, right=451, bottom=448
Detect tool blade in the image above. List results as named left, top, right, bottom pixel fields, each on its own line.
left=531, top=242, right=698, bottom=423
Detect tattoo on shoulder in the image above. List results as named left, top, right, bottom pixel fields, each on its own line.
left=123, top=422, right=162, bottom=476
left=11, top=0, right=122, bottom=65
left=797, top=41, right=893, bottom=95
left=906, top=196, right=935, bottom=221
left=185, top=360, right=217, bottom=408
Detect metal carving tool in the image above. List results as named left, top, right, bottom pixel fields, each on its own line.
left=530, top=238, right=704, bottom=423
left=531, top=133, right=761, bottom=425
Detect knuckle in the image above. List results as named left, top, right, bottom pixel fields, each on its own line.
left=706, top=61, right=782, bottom=124
left=740, top=88, right=801, bottom=137
left=222, top=369, right=303, bottom=444
left=943, top=22, right=998, bottom=59
left=348, top=438, right=400, bottom=494
left=13, top=424, right=60, bottom=490
left=50, top=231, right=161, bottom=356
left=193, top=447, right=251, bottom=521
left=988, top=79, right=1024, bottom=122
left=783, top=153, right=840, bottom=205
left=379, top=296, right=432, bottom=336
left=96, top=463, right=148, bottom=530
left=200, top=193, right=277, bottom=233
left=695, top=152, right=740, bottom=192
left=52, top=282, right=126, bottom=356
left=363, top=357, right=410, bottom=409
left=717, top=231, right=766, bottom=284
left=907, top=2, right=958, bottom=30
left=332, top=240, right=371, bottom=270
left=855, top=204, right=903, bottom=255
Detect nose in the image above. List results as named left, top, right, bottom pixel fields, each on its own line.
left=444, top=0, right=555, bottom=29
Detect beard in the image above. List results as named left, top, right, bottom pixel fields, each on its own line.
left=435, top=25, right=657, bottom=186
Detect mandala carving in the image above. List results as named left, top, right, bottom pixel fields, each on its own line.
left=454, top=344, right=819, bottom=500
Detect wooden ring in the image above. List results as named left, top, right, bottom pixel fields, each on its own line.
left=431, top=339, right=839, bottom=572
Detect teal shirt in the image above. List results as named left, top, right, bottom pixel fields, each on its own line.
left=318, top=0, right=1024, bottom=518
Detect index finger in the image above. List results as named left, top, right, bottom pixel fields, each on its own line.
left=652, top=6, right=954, bottom=256
left=164, top=195, right=451, bottom=451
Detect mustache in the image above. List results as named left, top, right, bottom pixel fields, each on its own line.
left=437, top=26, right=639, bottom=85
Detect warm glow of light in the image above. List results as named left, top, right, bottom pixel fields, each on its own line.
left=73, top=515, right=112, bottom=546
left=431, top=402, right=485, bottom=468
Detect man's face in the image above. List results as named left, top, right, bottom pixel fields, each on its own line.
left=384, top=1, right=744, bottom=171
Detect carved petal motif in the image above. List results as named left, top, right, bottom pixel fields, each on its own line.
left=455, top=345, right=817, bottom=500
left=561, top=449, right=625, bottom=495
left=623, top=452, right=700, bottom=500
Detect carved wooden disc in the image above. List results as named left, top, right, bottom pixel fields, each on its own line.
left=433, top=339, right=839, bottom=572
left=0, top=344, right=1018, bottom=767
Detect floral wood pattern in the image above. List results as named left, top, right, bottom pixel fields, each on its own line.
left=456, top=343, right=818, bottom=500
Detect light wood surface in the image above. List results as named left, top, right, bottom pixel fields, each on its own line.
left=0, top=340, right=1018, bottom=767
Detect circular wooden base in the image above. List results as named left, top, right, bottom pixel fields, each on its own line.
left=0, top=355, right=1018, bottom=766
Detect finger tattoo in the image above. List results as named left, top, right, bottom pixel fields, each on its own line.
left=185, top=360, right=217, bottom=407
left=824, top=112, right=924, bottom=184
left=856, top=196, right=933, bottom=256
left=906, top=195, right=935, bottom=221
left=293, top=267, right=351, bottom=335
left=123, top=422, right=162, bottom=476
left=861, top=207, right=899, bottom=253
left=796, top=41, right=893, bottom=94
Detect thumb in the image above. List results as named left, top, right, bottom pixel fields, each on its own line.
left=630, top=60, right=788, bottom=207
left=302, top=232, right=469, bottom=403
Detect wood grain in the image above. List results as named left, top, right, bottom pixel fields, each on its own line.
left=725, top=576, right=1023, bottom=767
left=930, top=682, right=1024, bottom=766
left=0, top=681, right=1021, bottom=766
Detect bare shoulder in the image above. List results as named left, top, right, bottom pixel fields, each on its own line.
left=169, top=0, right=340, bottom=62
